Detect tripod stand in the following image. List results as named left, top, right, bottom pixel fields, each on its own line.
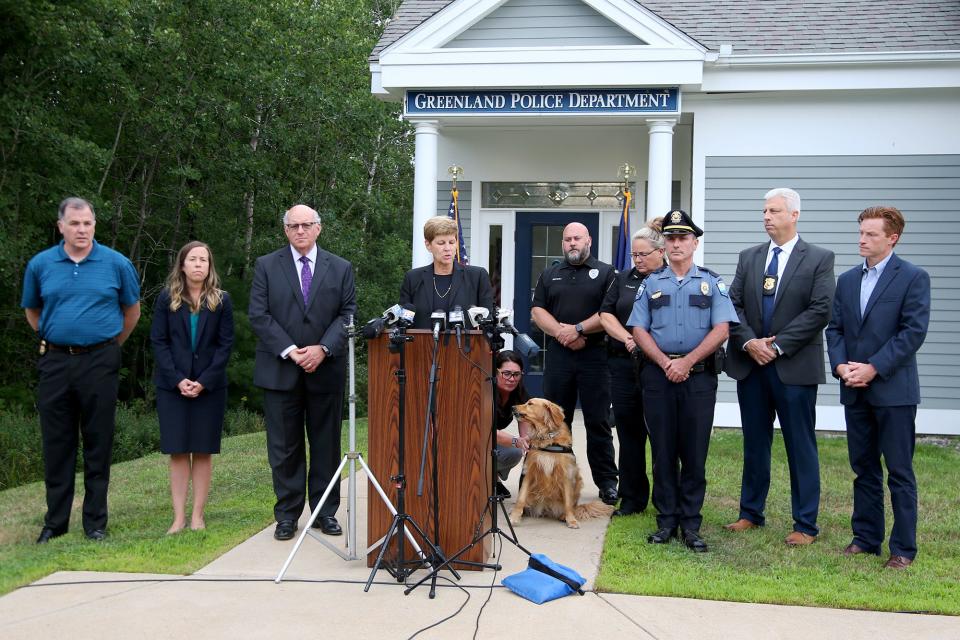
left=275, top=317, right=426, bottom=582
left=364, top=325, right=457, bottom=592
left=405, top=322, right=531, bottom=595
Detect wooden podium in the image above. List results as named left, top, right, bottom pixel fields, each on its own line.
left=366, top=329, right=493, bottom=569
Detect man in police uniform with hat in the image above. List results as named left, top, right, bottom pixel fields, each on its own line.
left=628, top=209, right=738, bottom=552
left=531, top=222, right=619, bottom=504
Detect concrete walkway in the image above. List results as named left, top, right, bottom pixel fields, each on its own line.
left=1, top=416, right=957, bottom=639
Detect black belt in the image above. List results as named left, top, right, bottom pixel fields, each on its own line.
left=43, top=338, right=116, bottom=355
left=666, top=353, right=707, bottom=374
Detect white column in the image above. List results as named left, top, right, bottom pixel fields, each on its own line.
left=412, top=120, right=440, bottom=268
left=645, top=119, right=676, bottom=219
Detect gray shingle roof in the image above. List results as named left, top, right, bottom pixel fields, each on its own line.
left=370, top=0, right=960, bottom=61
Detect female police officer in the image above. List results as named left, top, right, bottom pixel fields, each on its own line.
left=628, top=210, right=737, bottom=552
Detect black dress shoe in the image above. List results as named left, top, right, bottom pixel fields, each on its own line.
left=36, top=527, right=65, bottom=544
left=274, top=520, right=298, bottom=540
left=612, top=501, right=645, bottom=517
left=647, top=526, right=678, bottom=544
left=599, top=486, right=619, bottom=505
left=681, top=529, right=708, bottom=553
left=312, top=516, right=342, bottom=536
left=495, top=481, right=511, bottom=499
left=85, top=529, right=107, bottom=541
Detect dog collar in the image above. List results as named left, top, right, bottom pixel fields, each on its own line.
left=531, top=430, right=561, bottom=441
left=531, top=444, right=575, bottom=455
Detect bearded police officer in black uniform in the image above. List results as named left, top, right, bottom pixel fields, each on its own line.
left=532, top=222, right=619, bottom=504
left=629, top=210, right=738, bottom=552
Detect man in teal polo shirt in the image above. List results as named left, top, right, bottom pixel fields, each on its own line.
left=22, top=197, right=141, bottom=543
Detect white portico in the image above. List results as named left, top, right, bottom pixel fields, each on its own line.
left=370, top=0, right=960, bottom=434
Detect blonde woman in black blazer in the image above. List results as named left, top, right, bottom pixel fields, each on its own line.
left=400, top=216, right=494, bottom=328
left=151, top=241, right=234, bottom=534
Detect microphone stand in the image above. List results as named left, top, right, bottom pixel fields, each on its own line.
left=276, top=316, right=424, bottom=580
left=405, top=318, right=531, bottom=596
left=412, top=327, right=459, bottom=599
left=365, top=323, right=454, bottom=591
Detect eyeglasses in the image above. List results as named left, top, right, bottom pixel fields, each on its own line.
left=285, top=222, right=318, bottom=231
left=631, top=249, right=662, bottom=258
left=498, top=370, right=523, bottom=380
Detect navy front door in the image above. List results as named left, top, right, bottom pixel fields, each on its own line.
left=514, top=212, right=599, bottom=397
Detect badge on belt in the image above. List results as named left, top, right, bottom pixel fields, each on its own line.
left=39, top=339, right=47, bottom=355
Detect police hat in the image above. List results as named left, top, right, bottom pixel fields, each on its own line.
left=661, top=209, right=703, bottom=237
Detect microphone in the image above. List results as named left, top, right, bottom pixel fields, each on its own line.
left=398, top=304, right=416, bottom=328
left=448, top=305, right=467, bottom=351
left=496, top=308, right=516, bottom=333
left=495, top=308, right=540, bottom=358
left=361, top=303, right=405, bottom=339
left=466, top=306, right=490, bottom=329
left=431, top=309, right=446, bottom=342
left=382, top=303, right=403, bottom=324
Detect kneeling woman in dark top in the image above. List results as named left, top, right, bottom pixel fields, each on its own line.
left=492, top=350, right=532, bottom=498
left=399, top=216, right=494, bottom=328
left=151, top=241, right=234, bottom=534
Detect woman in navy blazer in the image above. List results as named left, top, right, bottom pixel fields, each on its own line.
left=400, top=216, right=494, bottom=329
left=151, top=241, right=234, bottom=534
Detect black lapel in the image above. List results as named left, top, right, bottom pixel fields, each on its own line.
left=280, top=248, right=302, bottom=306
left=752, top=243, right=767, bottom=320
left=306, top=249, right=329, bottom=313
left=776, top=237, right=806, bottom=310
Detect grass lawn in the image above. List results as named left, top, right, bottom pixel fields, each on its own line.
left=3, top=420, right=957, bottom=616
left=598, top=429, right=960, bottom=615
left=0, top=419, right=367, bottom=596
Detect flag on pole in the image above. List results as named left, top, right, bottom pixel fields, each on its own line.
left=448, top=186, right=469, bottom=265
left=614, top=187, right=632, bottom=271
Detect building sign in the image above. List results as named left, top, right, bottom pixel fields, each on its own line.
left=404, top=88, right=679, bottom=117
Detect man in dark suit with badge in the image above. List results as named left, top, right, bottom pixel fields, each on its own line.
left=249, top=204, right=356, bottom=540
left=725, top=188, right=836, bottom=546
left=827, top=206, right=930, bottom=569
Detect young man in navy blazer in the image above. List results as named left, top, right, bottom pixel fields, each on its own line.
left=249, top=204, right=356, bottom=541
left=826, top=205, right=930, bottom=569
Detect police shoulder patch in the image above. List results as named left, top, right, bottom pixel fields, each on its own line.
left=636, top=282, right=646, bottom=300
left=717, top=278, right=729, bottom=297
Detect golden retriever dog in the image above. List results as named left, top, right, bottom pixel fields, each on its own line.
left=508, top=398, right=614, bottom=529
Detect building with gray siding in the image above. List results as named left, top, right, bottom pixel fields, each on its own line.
left=371, top=0, right=960, bottom=434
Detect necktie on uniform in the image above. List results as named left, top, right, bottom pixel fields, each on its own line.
left=299, top=256, right=312, bottom=307
left=761, top=247, right=782, bottom=337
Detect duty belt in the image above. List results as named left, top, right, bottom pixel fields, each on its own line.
left=42, top=337, right=116, bottom=355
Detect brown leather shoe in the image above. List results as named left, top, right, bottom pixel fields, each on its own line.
left=884, top=555, right=913, bottom=569
left=724, top=518, right=758, bottom=532
left=784, top=531, right=816, bottom=546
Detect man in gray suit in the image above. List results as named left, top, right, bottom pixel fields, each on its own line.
left=249, top=204, right=356, bottom=541
left=724, top=188, right=835, bottom=546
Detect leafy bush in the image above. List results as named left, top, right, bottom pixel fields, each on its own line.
left=0, top=403, right=266, bottom=491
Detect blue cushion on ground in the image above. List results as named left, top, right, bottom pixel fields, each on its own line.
left=501, top=553, right=586, bottom=604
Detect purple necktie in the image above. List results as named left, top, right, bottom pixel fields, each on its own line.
left=299, top=256, right=312, bottom=306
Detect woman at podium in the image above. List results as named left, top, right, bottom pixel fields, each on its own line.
left=399, top=216, right=494, bottom=328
